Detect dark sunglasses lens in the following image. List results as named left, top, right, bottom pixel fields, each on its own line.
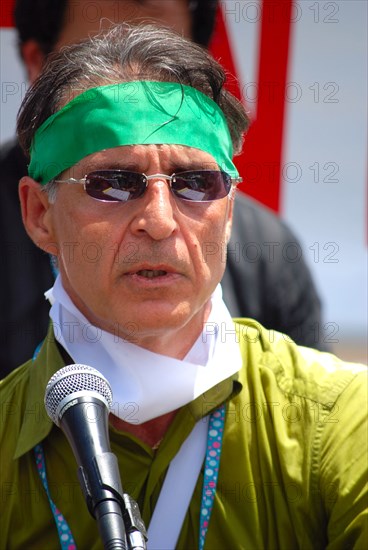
left=172, top=171, right=232, bottom=202
left=85, top=171, right=145, bottom=202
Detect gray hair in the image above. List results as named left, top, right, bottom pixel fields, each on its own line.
left=42, top=180, right=59, bottom=203
left=18, top=23, right=249, bottom=191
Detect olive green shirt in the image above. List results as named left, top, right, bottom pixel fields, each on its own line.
left=1, top=320, right=367, bottom=549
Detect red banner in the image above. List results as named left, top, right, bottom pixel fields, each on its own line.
left=210, top=0, right=293, bottom=213
left=0, top=0, right=14, bottom=27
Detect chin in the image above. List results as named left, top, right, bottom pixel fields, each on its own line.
left=117, top=304, right=196, bottom=336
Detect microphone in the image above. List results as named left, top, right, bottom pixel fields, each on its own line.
left=44, top=364, right=147, bottom=550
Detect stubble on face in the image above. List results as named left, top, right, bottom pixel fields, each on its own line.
left=48, top=144, right=233, bottom=357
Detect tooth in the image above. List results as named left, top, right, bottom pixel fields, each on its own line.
left=138, top=269, right=166, bottom=278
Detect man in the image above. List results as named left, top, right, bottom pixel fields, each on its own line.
left=0, top=0, right=325, bottom=375
left=1, top=24, right=366, bottom=549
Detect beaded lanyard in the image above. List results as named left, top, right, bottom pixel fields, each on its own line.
left=34, top=444, right=77, bottom=550
left=198, top=404, right=225, bottom=550
left=33, top=354, right=225, bottom=549
left=32, top=345, right=77, bottom=549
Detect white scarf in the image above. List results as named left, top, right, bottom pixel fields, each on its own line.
left=46, top=276, right=242, bottom=424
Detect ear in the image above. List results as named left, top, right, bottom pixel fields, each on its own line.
left=19, top=177, right=58, bottom=255
left=21, top=40, right=46, bottom=84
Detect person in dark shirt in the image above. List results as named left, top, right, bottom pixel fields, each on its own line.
left=0, top=0, right=325, bottom=375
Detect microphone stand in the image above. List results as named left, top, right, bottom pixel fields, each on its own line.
left=81, top=451, right=147, bottom=550
left=121, top=493, right=147, bottom=550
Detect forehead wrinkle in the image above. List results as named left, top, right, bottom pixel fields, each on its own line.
left=81, top=160, right=141, bottom=173
left=68, top=144, right=219, bottom=176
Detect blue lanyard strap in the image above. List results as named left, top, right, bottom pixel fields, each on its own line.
left=34, top=443, right=77, bottom=550
left=199, top=404, right=225, bottom=550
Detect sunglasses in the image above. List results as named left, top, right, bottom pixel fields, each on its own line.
left=53, top=170, right=242, bottom=203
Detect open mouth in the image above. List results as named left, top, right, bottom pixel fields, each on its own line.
left=137, top=269, right=168, bottom=278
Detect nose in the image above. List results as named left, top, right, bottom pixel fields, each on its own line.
left=130, top=177, right=178, bottom=240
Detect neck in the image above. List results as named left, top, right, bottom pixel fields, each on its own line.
left=109, top=410, right=178, bottom=448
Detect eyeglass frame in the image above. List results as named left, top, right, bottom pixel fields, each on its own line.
left=52, top=169, right=243, bottom=203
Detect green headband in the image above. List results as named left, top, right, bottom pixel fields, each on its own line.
left=29, top=81, right=238, bottom=184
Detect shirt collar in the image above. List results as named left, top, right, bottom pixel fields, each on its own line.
left=14, top=324, right=65, bottom=459
left=14, top=323, right=243, bottom=459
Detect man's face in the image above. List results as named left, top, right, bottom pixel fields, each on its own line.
left=28, top=144, right=233, bottom=356
left=56, top=0, right=192, bottom=49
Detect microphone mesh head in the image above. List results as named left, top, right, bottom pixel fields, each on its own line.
left=45, top=364, right=113, bottom=424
